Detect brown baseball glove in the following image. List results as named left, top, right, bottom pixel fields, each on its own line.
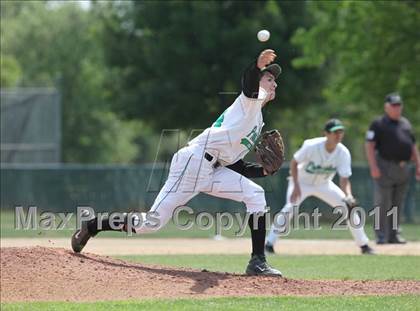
left=343, top=196, right=359, bottom=210
left=255, top=129, right=285, bottom=175
left=342, top=195, right=360, bottom=219
left=343, top=196, right=358, bottom=207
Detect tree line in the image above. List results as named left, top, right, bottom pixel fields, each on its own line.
left=1, top=1, right=418, bottom=163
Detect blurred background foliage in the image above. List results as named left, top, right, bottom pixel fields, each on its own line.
left=1, top=0, right=419, bottom=163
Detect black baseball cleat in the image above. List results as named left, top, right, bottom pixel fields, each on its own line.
left=361, top=244, right=375, bottom=255
left=246, top=254, right=282, bottom=277
left=265, top=243, right=275, bottom=254
left=71, top=210, right=96, bottom=253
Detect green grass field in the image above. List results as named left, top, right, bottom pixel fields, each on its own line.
left=2, top=296, right=420, bottom=311
left=2, top=210, right=419, bottom=310
left=1, top=210, right=419, bottom=240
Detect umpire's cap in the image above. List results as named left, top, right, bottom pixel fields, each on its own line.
left=385, top=92, right=403, bottom=105
left=262, top=63, right=282, bottom=79
left=324, top=119, right=345, bottom=133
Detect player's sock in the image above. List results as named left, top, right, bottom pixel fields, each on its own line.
left=87, top=217, right=124, bottom=234
left=248, top=212, right=266, bottom=257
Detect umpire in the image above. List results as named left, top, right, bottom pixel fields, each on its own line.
left=365, top=93, right=420, bottom=244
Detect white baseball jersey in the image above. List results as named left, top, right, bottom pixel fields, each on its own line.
left=133, top=89, right=270, bottom=234
left=294, top=137, right=352, bottom=185
left=266, top=137, right=369, bottom=248
left=188, top=88, right=267, bottom=165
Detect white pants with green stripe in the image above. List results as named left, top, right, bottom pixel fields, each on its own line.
left=134, top=145, right=266, bottom=234
left=266, top=178, right=369, bottom=247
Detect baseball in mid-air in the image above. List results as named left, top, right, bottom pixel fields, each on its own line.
left=257, top=30, right=270, bottom=42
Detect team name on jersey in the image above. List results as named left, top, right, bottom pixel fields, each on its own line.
left=305, top=161, right=336, bottom=175
left=213, top=111, right=260, bottom=152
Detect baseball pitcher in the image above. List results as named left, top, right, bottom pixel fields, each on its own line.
left=72, top=49, right=285, bottom=276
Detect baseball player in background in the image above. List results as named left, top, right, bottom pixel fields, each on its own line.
left=265, top=119, right=375, bottom=255
left=72, top=49, right=283, bottom=276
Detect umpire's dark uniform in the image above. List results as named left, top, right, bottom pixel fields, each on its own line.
left=366, top=94, right=416, bottom=244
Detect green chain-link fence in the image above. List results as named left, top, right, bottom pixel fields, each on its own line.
left=1, top=163, right=418, bottom=223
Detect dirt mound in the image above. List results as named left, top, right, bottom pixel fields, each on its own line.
left=1, top=247, right=419, bottom=302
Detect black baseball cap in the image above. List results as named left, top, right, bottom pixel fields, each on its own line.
left=262, top=63, right=282, bottom=79
left=385, top=93, right=403, bottom=105
left=324, top=119, right=345, bottom=133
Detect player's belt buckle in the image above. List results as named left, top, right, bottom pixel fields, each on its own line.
left=204, top=152, right=220, bottom=168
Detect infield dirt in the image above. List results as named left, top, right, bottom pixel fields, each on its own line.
left=1, top=247, right=420, bottom=302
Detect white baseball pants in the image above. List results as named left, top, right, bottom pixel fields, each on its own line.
left=266, top=178, right=369, bottom=247
left=134, top=145, right=266, bottom=234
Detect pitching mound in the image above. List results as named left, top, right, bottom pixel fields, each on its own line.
left=1, top=247, right=419, bottom=302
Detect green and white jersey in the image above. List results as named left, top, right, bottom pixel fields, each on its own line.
left=188, top=88, right=267, bottom=165
left=294, top=137, right=352, bottom=185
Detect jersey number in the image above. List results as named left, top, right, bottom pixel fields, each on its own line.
left=240, top=126, right=259, bottom=151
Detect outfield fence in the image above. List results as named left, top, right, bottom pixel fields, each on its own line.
left=1, top=163, right=418, bottom=223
